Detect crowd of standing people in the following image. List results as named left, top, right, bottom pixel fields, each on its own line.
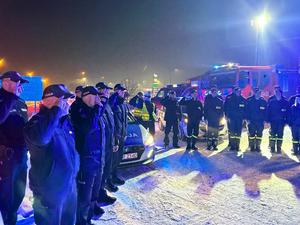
left=0, top=71, right=129, bottom=225
left=1, top=70, right=300, bottom=225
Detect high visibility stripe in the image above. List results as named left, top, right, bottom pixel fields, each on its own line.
left=192, top=135, right=198, bottom=138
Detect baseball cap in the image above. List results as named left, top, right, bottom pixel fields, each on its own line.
left=114, top=84, right=126, bottom=91
left=96, top=82, right=113, bottom=90
left=82, top=86, right=99, bottom=97
left=0, top=71, right=29, bottom=84
left=75, top=85, right=83, bottom=93
left=42, top=84, right=75, bottom=99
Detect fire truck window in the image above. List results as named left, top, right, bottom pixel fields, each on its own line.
left=209, top=74, right=235, bottom=88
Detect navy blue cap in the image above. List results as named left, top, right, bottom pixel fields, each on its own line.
left=82, top=86, right=99, bottom=97
left=96, top=82, right=113, bottom=90
left=75, top=85, right=83, bottom=93
left=42, top=84, right=75, bottom=99
left=114, top=83, right=126, bottom=91
left=0, top=71, right=28, bottom=84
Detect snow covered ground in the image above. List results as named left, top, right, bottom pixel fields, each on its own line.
left=17, top=127, right=300, bottom=225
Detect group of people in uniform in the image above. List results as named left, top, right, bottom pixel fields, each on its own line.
left=0, top=71, right=129, bottom=225
left=1, top=70, right=300, bottom=225
left=162, top=85, right=300, bottom=156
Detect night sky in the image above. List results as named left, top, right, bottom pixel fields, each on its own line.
left=1, top=0, right=300, bottom=88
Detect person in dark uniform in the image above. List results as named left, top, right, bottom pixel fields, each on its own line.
left=224, top=87, right=246, bottom=151
left=144, top=93, right=157, bottom=136
left=70, top=85, right=84, bottom=133
left=24, top=84, right=79, bottom=225
left=108, top=84, right=128, bottom=191
left=267, top=86, right=289, bottom=154
left=70, top=86, right=106, bottom=225
left=0, top=71, right=28, bottom=225
left=204, top=86, right=224, bottom=151
left=288, top=86, right=300, bottom=107
left=246, top=87, right=267, bottom=152
left=289, top=96, right=300, bottom=155
left=94, top=82, right=117, bottom=217
left=161, top=91, right=181, bottom=149
left=180, top=89, right=203, bottom=151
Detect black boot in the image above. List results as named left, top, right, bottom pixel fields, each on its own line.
left=97, top=193, right=117, bottom=207
left=93, top=206, right=105, bottom=220
left=191, top=137, right=198, bottom=150
left=105, top=181, right=119, bottom=192
left=249, top=138, right=255, bottom=152
left=255, top=139, right=261, bottom=152
left=186, top=137, right=192, bottom=151
left=112, top=176, right=125, bottom=186
left=212, top=139, right=218, bottom=151
left=269, top=138, right=275, bottom=153
left=277, top=141, right=282, bottom=154
left=293, top=144, right=298, bottom=155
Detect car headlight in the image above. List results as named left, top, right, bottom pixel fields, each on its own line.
left=145, top=135, right=154, bottom=146
left=220, top=117, right=226, bottom=126
left=184, top=118, right=188, bottom=124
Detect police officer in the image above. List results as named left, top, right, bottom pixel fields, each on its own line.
left=161, top=91, right=181, bottom=149
left=224, top=87, right=246, bottom=151
left=70, top=86, right=106, bottom=225
left=129, top=92, right=144, bottom=121
left=70, top=85, right=84, bottom=132
left=289, top=96, right=300, bottom=155
left=204, top=86, right=224, bottom=151
left=289, top=86, right=300, bottom=107
left=94, top=82, right=117, bottom=216
left=24, top=84, right=79, bottom=225
left=144, top=93, right=157, bottom=136
left=180, top=89, right=203, bottom=151
left=0, top=71, right=28, bottom=225
left=246, top=88, right=267, bottom=152
left=108, top=84, right=128, bottom=191
left=267, top=86, right=289, bottom=154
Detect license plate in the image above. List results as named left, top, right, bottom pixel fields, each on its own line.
left=123, top=153, right=138, bottom=160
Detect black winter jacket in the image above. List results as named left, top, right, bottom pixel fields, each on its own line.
left=24, top=106, right=79, bottom=204
left=246, top=96, right=267, bottom=122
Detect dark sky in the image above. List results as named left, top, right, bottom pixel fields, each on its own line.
left=1, top=0, right=300, bottom=87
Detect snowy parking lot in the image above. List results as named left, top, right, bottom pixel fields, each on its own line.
left=18, top=128, right=300, bottom=225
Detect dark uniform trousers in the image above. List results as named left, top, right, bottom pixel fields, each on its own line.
left=76, top=155, right=102, bottom=225
left=269, top=121, right=285, bottom=153
left=0, top=147, right=27, bottom=225
left=227, top=118, right=243, bottom=150
left=207, top=120, right=219, bottom=148
left=164, top=120, right=179, bottom=146
left=187, top=120, right=200, bottom=148
left=248, top=121, right=264, bottom=151
left=292, top=125, right=300, bottom=154
left=98, top=136, right=113, bottom=198
left=111, top=138, right=125, bottom=180
left=33, top=182, right=77, bottom=225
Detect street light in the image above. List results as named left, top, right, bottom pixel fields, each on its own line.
left=26, top=71, right=34, bottom=76
left=251, top=12, right=271, bottom=65
left=251, top=13, right=271, bottom=31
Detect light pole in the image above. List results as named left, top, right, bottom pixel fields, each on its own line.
left=251, top=12, right=271, bottom=65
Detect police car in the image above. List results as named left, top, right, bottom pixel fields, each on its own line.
left=120, top=113, right=155, bottom=166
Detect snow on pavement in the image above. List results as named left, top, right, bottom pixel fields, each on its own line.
left=18, top=128, right=300, bottom=225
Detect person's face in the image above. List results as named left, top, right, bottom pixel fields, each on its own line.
left=275, top=88, right=281, bottom=96
left=117, top=89, right=125, bottom=98
left=170, top=93, right=176, bottom=99
left=235, top=89, right=241, bottom=96
left=75, top=91, right=82, bottom=98
left=211, top=89, right=217, bottom=97
left=191, top=92, right=197, bottom=99
left=255, top=90, right=261, bottom=98
left=2, top=79, right=23, bottom=96
left=82, top=94, right=96, bottom=107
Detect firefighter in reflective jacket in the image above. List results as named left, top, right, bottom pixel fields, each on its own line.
left=246, top=87, right=267, bottom=152
left=267, top=86, right=289, bottom=154
left=204, top=86, right=224, bottom=151
left=224, top=87, right=246, bottom=151
left=180, top=89, right=203, bottom=151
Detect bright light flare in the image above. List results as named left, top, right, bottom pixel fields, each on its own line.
left=251, top=13, right=271, bottom=31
